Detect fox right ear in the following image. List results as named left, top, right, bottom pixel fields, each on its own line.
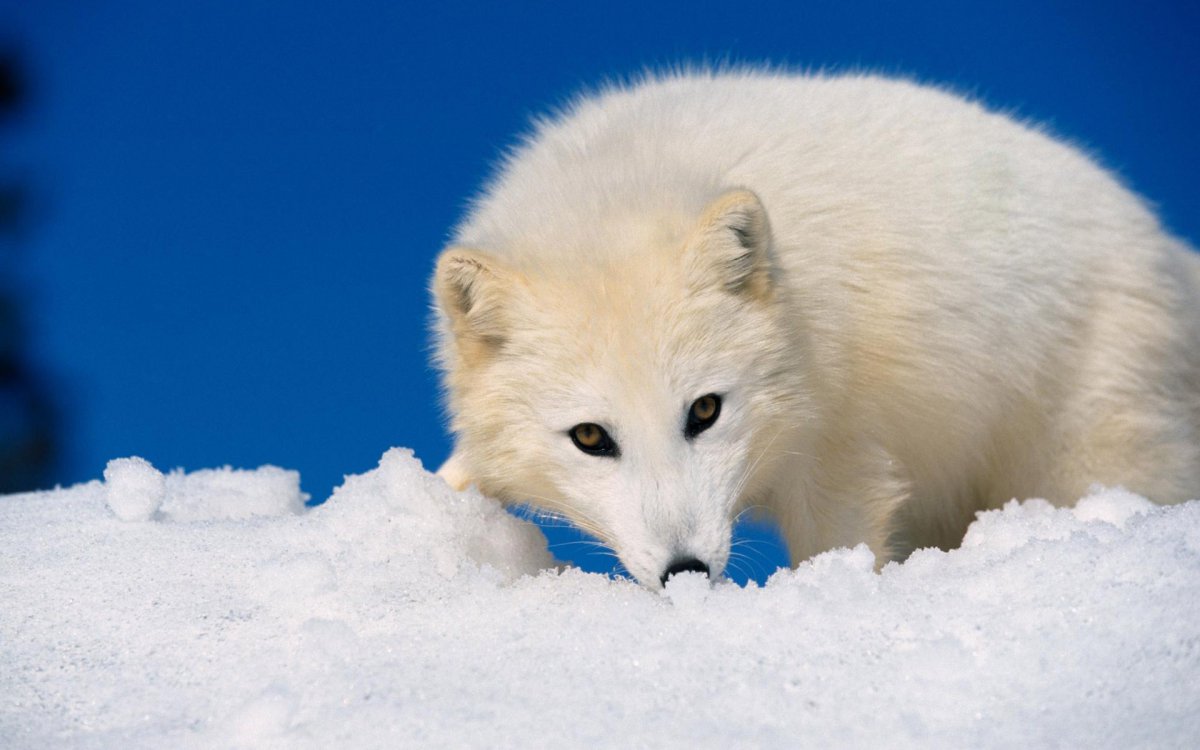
left=684, top=189, right=776, bottom=300
left=433, top=247, right=514, bottom=356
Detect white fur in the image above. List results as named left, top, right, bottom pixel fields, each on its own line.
left=430, top=70, right=1200, bottom=588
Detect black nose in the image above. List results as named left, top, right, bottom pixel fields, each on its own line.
left=660, top=557, right=710, bottom=587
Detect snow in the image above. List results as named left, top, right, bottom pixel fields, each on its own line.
left=102, top=457, right=165, bottom=522
left=2, top=448, right=1198, bottom=748
left=102, top=458, right=309, bottom=523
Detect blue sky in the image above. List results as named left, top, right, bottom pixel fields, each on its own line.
left=5, top=1, right=1198, bottom=579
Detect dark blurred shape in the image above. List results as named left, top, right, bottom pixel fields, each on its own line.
left=1, top=48, right=59, bottom=494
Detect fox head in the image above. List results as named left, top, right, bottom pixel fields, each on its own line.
left=432, top=190, right=811, bottom=588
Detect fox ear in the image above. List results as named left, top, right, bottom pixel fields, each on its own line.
left=433, top=247, right=515, bottom=358
left=685, top=189, right=775, bottom=299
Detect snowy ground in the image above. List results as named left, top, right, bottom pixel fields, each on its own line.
left=2, top=448, right=1198, bottom=748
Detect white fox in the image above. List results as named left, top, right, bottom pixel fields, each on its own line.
left=430, top=71, right=1200, bottom=588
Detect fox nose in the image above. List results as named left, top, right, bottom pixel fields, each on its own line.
left=660, top=557, right=710, bottom=587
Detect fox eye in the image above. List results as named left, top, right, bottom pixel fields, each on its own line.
left=685, top=394, right=722, bottom=438
left=569, top=423, right=618, bottom=457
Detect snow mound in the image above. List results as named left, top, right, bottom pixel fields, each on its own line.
left=104, top=456, right=309, bottom=523
left=2, top=449, right=1198, bottom=748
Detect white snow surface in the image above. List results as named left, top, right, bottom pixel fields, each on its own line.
left=2, top=448, right=1198, bottom=748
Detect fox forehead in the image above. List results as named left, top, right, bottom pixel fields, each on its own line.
left=502, top=273, right=708, bottom=419
left=513, top=260, right=749, bottom=373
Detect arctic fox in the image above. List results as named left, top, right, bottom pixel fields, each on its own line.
left=430, top=71, right=1200, bottom=588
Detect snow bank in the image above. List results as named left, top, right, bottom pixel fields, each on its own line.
left=2, top=448, right=1198, bottom=748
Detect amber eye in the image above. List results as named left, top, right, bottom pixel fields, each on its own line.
left=685, top=394, right=722, bottom=438
left=569, top=423, right=618, bottom=457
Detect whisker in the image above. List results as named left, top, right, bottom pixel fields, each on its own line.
left=728, top=426, right=787, bottom=509
left=509, top=497, right=613, bottom=544
left=731, top=538, right=775, bottom=554
left=547, top=539, right=615, bottom=553
left=732, top=503, right=773, bottom=526
left=610, top=560, right=633, bottom=582
left=730, top=549, right=769, bottom=581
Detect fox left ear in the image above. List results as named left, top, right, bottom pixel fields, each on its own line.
left=433, top=247, right=517, bottom=364
left=684, top=189, right=775, bottom=299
